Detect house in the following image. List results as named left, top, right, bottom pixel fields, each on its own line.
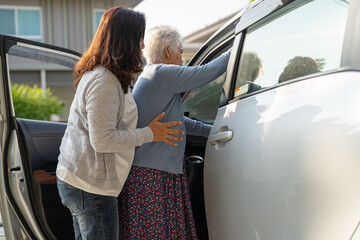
left=182, top=11, right=238, bottom=63
left=0, top=0, right=141, bottom=120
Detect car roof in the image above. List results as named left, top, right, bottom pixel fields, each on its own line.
left=200, top=0, right=294, bottom=47
left=190, top=0, right=293, bottom=64
left=235, top=0, right=295, bottom=34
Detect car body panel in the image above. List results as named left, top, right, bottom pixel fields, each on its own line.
left=205, top=71, right=360, bottom=239
left=188, top=0, right=360, bottom=239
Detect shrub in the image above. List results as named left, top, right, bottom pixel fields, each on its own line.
left=11, top=84, right=64, bottom=120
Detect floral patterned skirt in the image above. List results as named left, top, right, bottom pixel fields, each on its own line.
left=118, top=165, right=198, bottom=240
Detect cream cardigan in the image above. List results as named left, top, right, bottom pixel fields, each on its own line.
left=56, top=66, right=153, bottom=196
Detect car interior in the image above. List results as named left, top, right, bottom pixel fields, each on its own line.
left=14, top=120, right=211, bottom=240
left=16, top=118, right=74, bottom=239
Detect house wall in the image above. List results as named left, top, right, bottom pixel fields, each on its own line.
left=0, top=0, right=41, bottom=6
left=41, top=0, right=125, bottom=53
left=0, top=0, right=141, bottom=52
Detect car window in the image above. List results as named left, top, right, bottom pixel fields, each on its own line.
left=234, top=0, right=350, bottom=98
left=182, top=41, right=233, bottom=123
left=6, top=42, right=79, bottom=122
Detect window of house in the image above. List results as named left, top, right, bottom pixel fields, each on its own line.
left=182, top=40, right=233, bottom=123
left=233, top=0, right=350, bottom=98
left=0, top=7, right=42, bottom=41
left=94, top=9, right=105, bottom=34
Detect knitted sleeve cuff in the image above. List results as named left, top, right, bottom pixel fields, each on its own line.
left=142, top=126, right=154, bottom=143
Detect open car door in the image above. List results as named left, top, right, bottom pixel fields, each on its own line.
left=0, top=35, right=80, bottom=239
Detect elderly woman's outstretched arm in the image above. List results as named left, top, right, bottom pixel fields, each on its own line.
left=156, top=50, right=231, bottom=94
left=183, top=116, right=211, bottom=137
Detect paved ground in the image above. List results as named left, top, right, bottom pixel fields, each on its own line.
left=0, top=214, right=5, bottom=239
left=0, top=228, right=4, bottom=240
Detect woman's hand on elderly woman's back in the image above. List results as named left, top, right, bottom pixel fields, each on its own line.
left=147, top=112, right=183, bottom=146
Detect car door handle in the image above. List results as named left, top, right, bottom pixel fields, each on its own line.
left=209, top=130, right=233, bottom=145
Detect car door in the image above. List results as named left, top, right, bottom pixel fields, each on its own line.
left=182, top=17, right=240, bottom=238
left=204, top=0, right=360, bottom=239
left=0, top=35, right=80, bottom=239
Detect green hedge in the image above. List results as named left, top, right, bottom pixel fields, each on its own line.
left=11, top=84, right=64, bottom=120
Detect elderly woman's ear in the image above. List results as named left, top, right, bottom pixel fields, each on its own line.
left=164, top=46, right=171, bottom=58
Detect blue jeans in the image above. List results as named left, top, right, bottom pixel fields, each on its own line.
left=57, top=179, right=119, bottom=240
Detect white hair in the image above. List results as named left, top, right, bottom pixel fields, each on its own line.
left=143, top=25, right=182, bottom=63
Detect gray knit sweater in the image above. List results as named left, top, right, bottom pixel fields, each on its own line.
left=57, top=66, right=153, bottom=192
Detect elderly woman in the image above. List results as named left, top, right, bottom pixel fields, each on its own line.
left=118, top=25, right=231, bottom=239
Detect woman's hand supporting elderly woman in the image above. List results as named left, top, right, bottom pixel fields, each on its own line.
left=147, top=112, right=183, bottom=146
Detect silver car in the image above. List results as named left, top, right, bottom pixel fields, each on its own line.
left=183, top=0, right=360, bottom=239
left=1, top=0, right=360, bottom=239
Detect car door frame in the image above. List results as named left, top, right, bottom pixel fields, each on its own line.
left=0, top=35, right=80, bottom=240
left=182, top=11, right=245, bottom=238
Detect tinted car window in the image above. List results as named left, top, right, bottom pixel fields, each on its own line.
left=183, top=42, right=233, bottom=123
left=234, top=0, right=350, bottom=98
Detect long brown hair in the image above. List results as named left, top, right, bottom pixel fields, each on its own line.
left=74, top=6, right=145, bottom=93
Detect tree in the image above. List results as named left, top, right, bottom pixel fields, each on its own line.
left=11, top=84, right=64, bottom=120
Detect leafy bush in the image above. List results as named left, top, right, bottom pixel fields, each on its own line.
left=11, top=84, right=64, bottom=120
